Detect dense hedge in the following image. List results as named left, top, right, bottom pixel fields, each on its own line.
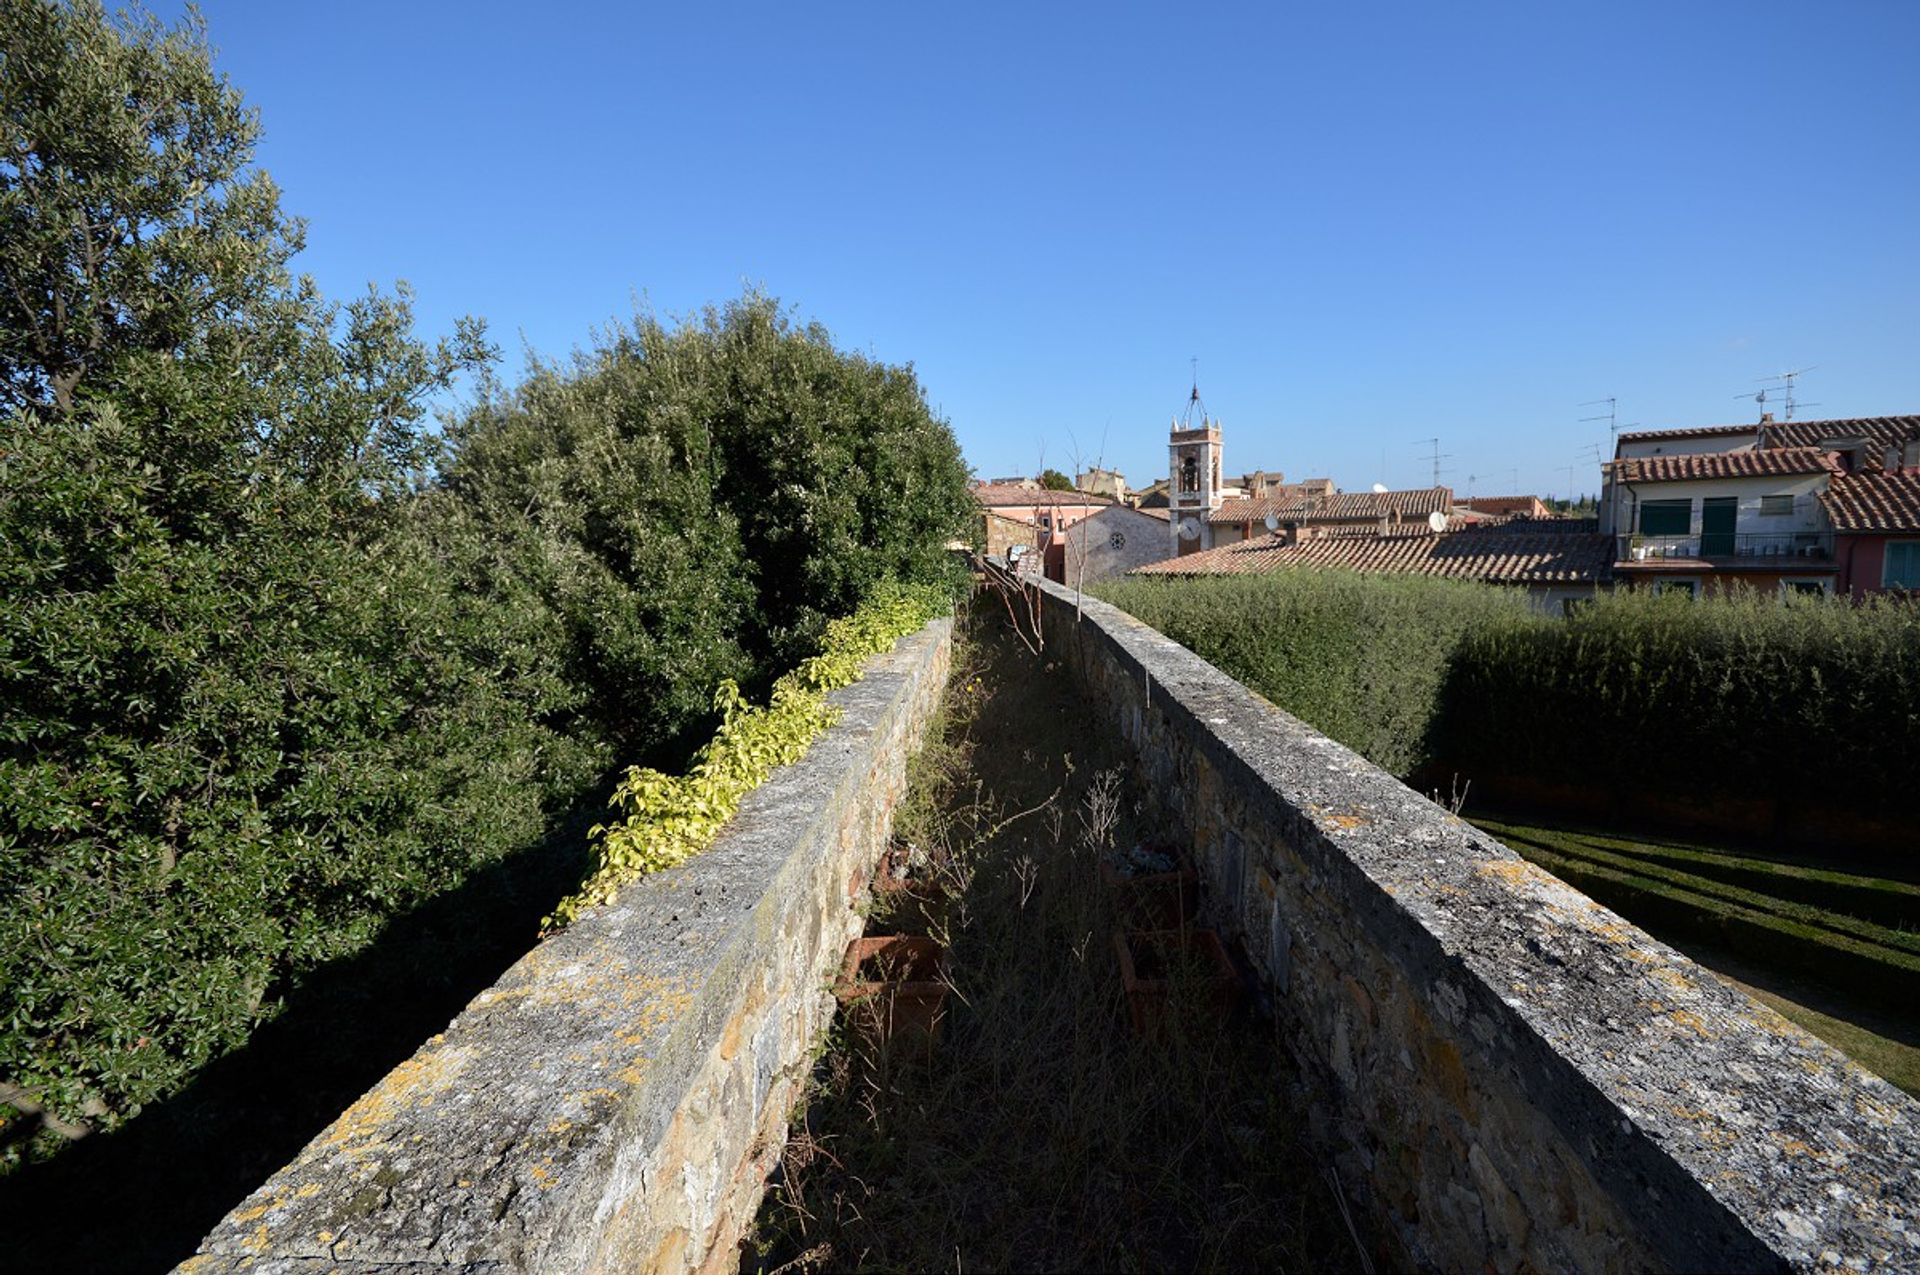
left=1445, top=587, right=1920, bottom=818
left=1094, top=572, right=1530, bottom=777
left=1, top=2, right=971, bottom=1165
left=1093, top=573, right=1920, bottom=824
left=441, top=296, right=975, bottom=766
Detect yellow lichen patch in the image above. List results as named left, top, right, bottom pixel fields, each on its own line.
left=1326, top=813, right=1367, bottom=831
left=1473, top=859, right=1539, bottom=890
left=318, top=1230, right=334, bottom=1244
left=295, top=1182, right=320, bottom=1199
left=1650, top=967, right=1695, bottom=995
left=530, top=1158, right=557, bottom=1189
left=1669, top=1009, right=1711, bottom=1037
left=1586, top=919, right=1640, bottom=946
left=1770, top=1131, right=1817, bottom=1158
left=547, top=1118, right=573, bottom=1136
left=314, top=1042, right=475, bottom=1160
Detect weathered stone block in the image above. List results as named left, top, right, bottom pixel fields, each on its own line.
left=1029, top=576, right=1920, bottom=1274
left=181, top=619, right=951, bottom=1275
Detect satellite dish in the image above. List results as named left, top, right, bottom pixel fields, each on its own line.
left=1427, top=510, right=1449, bottom=533
left=1178, top=518, right=1200, bottom=541
left=1264, top=513, right=1280, bottom=533
left=1371, top=482, right=1389, bottom=494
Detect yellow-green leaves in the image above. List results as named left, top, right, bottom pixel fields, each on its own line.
left=545, top=580, right=947, bottom=930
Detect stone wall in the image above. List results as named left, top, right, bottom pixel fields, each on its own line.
left=1031, top=577, right=1919, bottom=1273
left=181, top=618, right=952, bottom=1275
left=1060, top=505, right=1175, bottom=585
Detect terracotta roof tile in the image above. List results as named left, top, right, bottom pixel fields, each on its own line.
left=1820, top=471, right=1920, bottom=533
left=1205, top=486, right=1453, bottom=526
left=1764, top=416, right=1919, bottom=458
left=1457, top=495, right=1550, bottom=516
left=1608, top=447, right=1840, bottom=483
left=1618, top=415, right=1918, bottom=452
left=1129, top=523, right=1611, bottom=584
left=1617, top=424, right=1757, bottom=444
left=973, top=483, right=1113, bottom=508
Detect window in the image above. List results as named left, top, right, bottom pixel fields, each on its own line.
left=1109, top=531, right=1126, bottom=550
left=1653, top=579, right=1697, bottom=598
left=1759, top=494, right=1794, bottom=517
left=1782, top=580, right=1828, bottom=597
left=1639, top=500, right=1690, bottom=535
left=1180, top=456, right=1199, bottom=493
left=1887, top=541, right=1920, bottom=590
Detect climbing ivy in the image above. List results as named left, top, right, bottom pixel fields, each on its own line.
left=546, top=580, right=949, bottom=929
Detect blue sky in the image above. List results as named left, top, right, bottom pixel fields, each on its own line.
left=156, top=1, right=1918, bottom=499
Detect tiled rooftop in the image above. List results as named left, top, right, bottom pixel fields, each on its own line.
left=1764, top=416, right=1920, bottom=457
left=1205, top=486, right=1453, bottom=526
left=1130, top=522, right=1611, bottom=584
left=1457, top=495, right=1549, bottom=516
left=1608, top=448, right=1841, bottom=483
left=973, top=483, right=1114, bottom=508
left=1618, top=415, right=1919, bottom=455
left=1819, top=471, right=1920, bottom=533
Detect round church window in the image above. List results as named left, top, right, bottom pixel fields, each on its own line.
left=1110, top=531, right=1126, bottom=549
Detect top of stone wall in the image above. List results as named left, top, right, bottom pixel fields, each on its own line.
left=1036, top=575, right=1919, bottom=1272
left=182, top=619, right=951, bottom=1275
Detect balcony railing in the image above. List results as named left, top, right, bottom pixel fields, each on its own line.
left=1617, top=531, right=1834, bottom=563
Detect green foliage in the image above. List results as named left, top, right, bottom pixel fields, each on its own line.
left=443, top=294, right=975, bottom=764
left=0, top=1, right=585, bottom=1153
left=1445, top=587, right=1920, bottom=819
left=1038, top=468, right=1076, bottom=491
left=1095, top=571, right=1530, bottom=777
left=549, top=581, right=949, bottom=928
left=1094, top=573, right=1920, bottom=825
left=0, top=2, right=974, bottom=1160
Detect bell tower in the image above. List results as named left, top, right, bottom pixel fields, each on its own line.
left=1168, top=379, right=1223, bottom=556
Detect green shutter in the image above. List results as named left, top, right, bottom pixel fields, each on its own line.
left=1888, top=542, right=1920, bottom=589
left=1639, top=500, right=1690, bottom=535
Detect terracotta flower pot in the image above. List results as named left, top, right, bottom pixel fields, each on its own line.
left=835, top=935, right=950, bottom=1052
left=1099, top=847, right=1199, bottom=931
left=1113, top=927, right=1241, bottom=1036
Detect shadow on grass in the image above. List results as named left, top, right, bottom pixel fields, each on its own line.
left=0, top=801, right=605, bottom=1275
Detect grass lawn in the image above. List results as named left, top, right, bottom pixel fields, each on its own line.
left=1472, top=814, right=1920, bottom=1098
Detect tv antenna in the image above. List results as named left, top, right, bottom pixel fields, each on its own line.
left=1741, top=366, right=1819, bottom=421
left=1412, top=437, right=1453, bottom=488
left=1579, top=397, right=1618, bottom=449
left=1760, top=366, right=1818, bottom=421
